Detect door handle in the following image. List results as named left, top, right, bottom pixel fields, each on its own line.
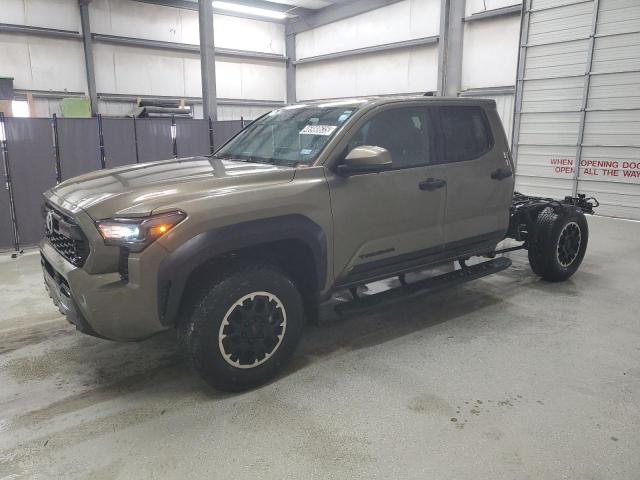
left=491, top=168, right=513, bottom=180
left=419, top=177, right=446, bottom=191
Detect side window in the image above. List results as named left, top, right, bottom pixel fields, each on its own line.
left=346, top=107, right=434, bottom=169
left=439, top=106, right=493, bottom=163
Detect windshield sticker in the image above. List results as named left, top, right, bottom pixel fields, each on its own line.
left=300, top=124, right=337, bottom=136
left=300, top=148, right=313, bottom=155
left=337, top=111, right=353, bottom=124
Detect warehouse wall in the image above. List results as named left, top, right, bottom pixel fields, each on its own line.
left=512, top=0, right=640, bottom=220
left=295, top=0, right=441, bottom=100
left=0, top=0, right=285, bottom=119
left=461, top=15, right=520, bottom=90
left=460, top=5, right=521, bottom=139
left=293, top=0, right=521, bottom=139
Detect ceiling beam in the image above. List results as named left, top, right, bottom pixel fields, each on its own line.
left=464, top=3, right=522, bottom=22
left=286, top=0, right=405, bottom=35
left=0, top=22, right=81, bottom=39
left=294, top=36, right=439, bottom=65
left=91, top=33, right=286, bottom=61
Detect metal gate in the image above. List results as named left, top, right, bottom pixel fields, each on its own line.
left=512, top=0, right=640, bottom=219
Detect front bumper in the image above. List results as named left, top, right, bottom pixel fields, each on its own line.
left=40, top=240, right=168, bottom=341
left=41, top=252, right=106, bottom=339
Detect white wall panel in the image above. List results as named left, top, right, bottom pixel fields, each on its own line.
left=99, top=100, right=135, bottom=117
left=524, top=39, right=589, bottom=80
left=94, top=44, right=285, bottom=101
left=588, top=72, right=640, bottom=111
left=518, top=111, right=582, bottom=145
left=465, top=0, right=522, bottom=16
left=482, top=94, right=515, bottom=143
left=583, top=110, right=640, bottom=147
left=90, top=0, right=285, bottom=54
left=521, top=77, right=584, bottom=112
left=213, top=15, right=285, bottom=54
left=597, top=0, right=640, bottom=37
left=91, top=0, right=186, bottom=43
left=33, top=98, right=61, bottom=117
left=296, top=45, right=438, bottom=100
left=216, top=105, right=272, bottom=121
left=461, top=15, right=520, bottom=89
left=0, top=33, right=87, bottom=93
left=295, top=0, right=440, bottom=59
left=591, top=32, right=640, bottom=75
left=0, top=0, right=80, bottom=31
left=530, top=0, right=588, bottom=9
left=527, top=1, right=593, bottom=45
left=0, top=0, right=25, bottom=25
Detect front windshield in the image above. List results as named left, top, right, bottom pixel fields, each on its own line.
left=215, top=102, right=364, bottom=167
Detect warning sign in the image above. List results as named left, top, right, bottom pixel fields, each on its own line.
left=549, top=158, right=640, bottom=181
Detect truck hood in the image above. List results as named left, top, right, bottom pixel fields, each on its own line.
left=45, top=156, right=296, bottom=219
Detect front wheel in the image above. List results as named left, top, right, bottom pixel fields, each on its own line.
left=179, top=263, right=304, bottom=391
left=527, top=207, right=589, bottom=282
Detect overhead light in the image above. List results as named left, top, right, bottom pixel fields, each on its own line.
left=212, top=1, right=288, bottom=20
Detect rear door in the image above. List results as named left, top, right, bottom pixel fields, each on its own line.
left=436, top=105, right=514, bottom=247
left=326, top=105, right=448, bottom=285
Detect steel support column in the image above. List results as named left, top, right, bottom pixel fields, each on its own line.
left=437, top=0, right=465, bottom=97
left=285, top=33, right=296, bottom=104
left=79, top=0, right=99, bottom=115
left=198, top=0, right=217, bottom=121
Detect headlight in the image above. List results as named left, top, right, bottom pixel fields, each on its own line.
left=96, top=210, right=186, bottom=252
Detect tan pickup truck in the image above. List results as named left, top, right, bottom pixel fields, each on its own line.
left=41, top=96, right=597, bottom=390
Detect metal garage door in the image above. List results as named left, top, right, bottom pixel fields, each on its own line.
left=512, top=0, right=640, bottom=219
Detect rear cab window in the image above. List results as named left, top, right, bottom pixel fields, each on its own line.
left=438, top=106, right=493, bottom=163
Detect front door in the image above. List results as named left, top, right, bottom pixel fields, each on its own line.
left=326, top=106, right=448, bottom=285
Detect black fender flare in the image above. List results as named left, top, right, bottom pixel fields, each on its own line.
left=157, top=214, right=327, bottom=325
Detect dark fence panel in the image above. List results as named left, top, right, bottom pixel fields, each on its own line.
left=213, top=120, right=243, bottom=150
left=176, top=118, right=210, bottom=157
left=136, top=118, right=173, bottom=163
left=103, top=118, right=138, bottom=168
left=58, top=118, right=100, bottom=180
left=4, top=118, right=57, bottom=246
left=0, top=116, right=247, bottom=250
left=0, top=175, right=14, bottom=250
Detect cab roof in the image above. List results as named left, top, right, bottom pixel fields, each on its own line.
left=289, top=95, right=496, bottom=111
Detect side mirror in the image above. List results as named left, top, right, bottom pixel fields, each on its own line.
left=336, top=146, right=392, bottom=176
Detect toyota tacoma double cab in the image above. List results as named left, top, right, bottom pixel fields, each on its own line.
left=41, top=96, right=597, bottom=391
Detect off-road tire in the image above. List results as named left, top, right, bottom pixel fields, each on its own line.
left=527, top=207, right=588, bottom=282
left=178, top=263, right=304, bottom=391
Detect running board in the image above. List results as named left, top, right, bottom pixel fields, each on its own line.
left=335, top=256, right=512, bottom=317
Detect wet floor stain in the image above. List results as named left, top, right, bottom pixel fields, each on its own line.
left=407, top=393, right=453, bottom=416
left=447, top=395, right=537, bottom=430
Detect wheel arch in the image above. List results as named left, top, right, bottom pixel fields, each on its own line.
left=157, top=214, right=327, bottom=326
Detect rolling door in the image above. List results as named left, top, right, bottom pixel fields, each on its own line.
left=512, top=0, right=640, bottom=219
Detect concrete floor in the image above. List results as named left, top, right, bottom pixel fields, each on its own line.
left=0, top=215, right=639, bottom=479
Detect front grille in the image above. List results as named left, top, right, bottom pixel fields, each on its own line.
left=44, top=204, right=90, bottom=267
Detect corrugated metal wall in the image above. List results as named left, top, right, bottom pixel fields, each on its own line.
left=513, top=0, right=640, bottom=219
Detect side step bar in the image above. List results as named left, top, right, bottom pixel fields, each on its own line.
left=335, top=256, right=512, bottom=317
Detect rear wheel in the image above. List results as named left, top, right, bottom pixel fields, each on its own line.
left=527, top=207, right=589, bottom=282
left=179, top=263, right=304, bottom=391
